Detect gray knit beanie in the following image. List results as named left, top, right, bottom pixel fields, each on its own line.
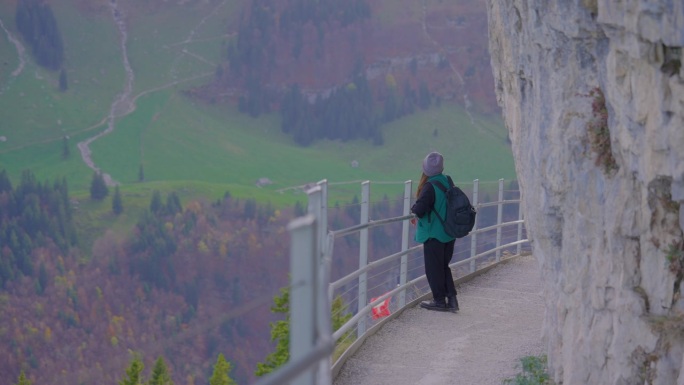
left=422, top=152, right=444, bottom=177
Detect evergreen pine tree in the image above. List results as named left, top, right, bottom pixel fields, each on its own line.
left=255, top=287, right=290, bottom=377
left=147, top=357, right=173, bottom=385
left=119, top=355, right=144, bottom=385
left=255, top=288, right=353, bottom=377
left=331, top=295, right=353, bottom=334
left=37, top=262, right=48, bottom=295
left=209, top=354, right=237, bottom=385
left=15, top=0, right=64, bottom=70
left=149, top=190, right=162, bottom=215
left=59, top=68, right=68, bottom=91
left=165, top=192, right=182, bottom=216
left=418, top=81, right=431, bottom=109
left=16, top=370, right=31, bottom=385
left=243, top=198, right=257, bottom=219
left=112, top=185, right=123, bottom=215
left=0, top=169, right=13, bottom=193
left=90, top=172, right=109, bottom=200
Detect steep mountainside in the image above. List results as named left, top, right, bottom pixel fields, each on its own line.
left=488, top=1, right=684, bottom=384
left=197, top=0, right=499, bottom=115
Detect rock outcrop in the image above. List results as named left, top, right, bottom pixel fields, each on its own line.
left=487, top=1, right=684, bottom=384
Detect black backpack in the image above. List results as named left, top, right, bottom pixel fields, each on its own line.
left=429, top=176, right=477, bottom=238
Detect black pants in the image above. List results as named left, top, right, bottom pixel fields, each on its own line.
left=423, top=238, right=457, bottom=302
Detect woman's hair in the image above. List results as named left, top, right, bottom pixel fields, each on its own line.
left=416, top=173, right=429, bottom=198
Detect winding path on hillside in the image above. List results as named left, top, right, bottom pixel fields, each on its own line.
left=76, top=0, right=134, bottom=186
left=167, top=0, right=227, bottom=79
left=75, top=0, right=220, bottom=186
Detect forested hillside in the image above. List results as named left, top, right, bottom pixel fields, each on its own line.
left=0, top=169, right=413, bottom=384
left=14, top=0, right=64, bottom=71
left=193, top=0, right=496, bottom=145
left=0, top=0, right=512, bottom=383
left=0, top=170, right=76, bottom=288
left=0, top=169, right=290, bottom=383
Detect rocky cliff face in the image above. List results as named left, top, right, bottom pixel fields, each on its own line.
left=486, top=1, right=684, bottom=384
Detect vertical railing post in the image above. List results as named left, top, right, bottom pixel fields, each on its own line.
left=469, top=179, right=479, bottom=273
left=358, top=181, right=370, bottom=337
left=517, top=190, right=524, bottom=255
left=399, top=180, right=412, bottom=308
left=312, top=182, right=332, bottom=385
left=495, top=179, right=504, bottom=262
left=288, top=215, right=318, bottom=385
left=308, top=186, right=323, bottom=264
left=317, top=180, right=329, bottom=262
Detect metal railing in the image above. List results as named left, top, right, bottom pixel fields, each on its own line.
left=254, top=179, right=530, bottom=385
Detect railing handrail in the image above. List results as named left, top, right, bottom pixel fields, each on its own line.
left=329, top=214, right=415, bottom=238
left=254, top=178, right=529, bottom=385
left=329, top=244, right=424, bottom=293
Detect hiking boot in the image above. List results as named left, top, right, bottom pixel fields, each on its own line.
left=420, top=300, right=448, bottom=312
left=447, top=295, right=459, bottom=313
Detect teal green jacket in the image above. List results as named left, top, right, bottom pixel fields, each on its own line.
left=411, top=174, right=455, bottom=243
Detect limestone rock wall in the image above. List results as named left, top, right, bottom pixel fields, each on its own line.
left=486, top=1, right=684, bottom=384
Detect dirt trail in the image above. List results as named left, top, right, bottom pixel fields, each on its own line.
left=76, top=0, right=134, bottom=186
left=0, top=17, right=27, bottom=80
left=76, top=0, right=223, bottom=186
left=168, top=0, right=227, bottom=79
left=421, top=0, right=475, bottom=125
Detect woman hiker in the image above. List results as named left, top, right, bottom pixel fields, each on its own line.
left=410, top=151, right=459, bottom=312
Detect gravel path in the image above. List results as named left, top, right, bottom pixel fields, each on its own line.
left=76, top=0, right=133, bottom=186
left=334, top=254, right=544, bottom=385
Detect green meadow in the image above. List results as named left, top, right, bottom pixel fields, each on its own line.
left=0, top=0, right=516, bottom=221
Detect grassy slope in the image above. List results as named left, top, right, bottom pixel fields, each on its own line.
left=0, top=0, right=515, bottom=216
left=0, top=1, right=123, bottom=189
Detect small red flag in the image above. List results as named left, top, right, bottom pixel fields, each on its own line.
left=371, top=295, right=391, bottom=320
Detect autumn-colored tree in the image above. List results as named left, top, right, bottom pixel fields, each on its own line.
left=209, top=354, right=236, bottom=385
left=119, top=354, right=144, bottom=385
left=147, top=356, right=173, bottom=385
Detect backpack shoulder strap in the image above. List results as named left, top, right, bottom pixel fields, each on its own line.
left=428, top=179, right=447, bottom=194
left=428, top=179, right=448, bottom=224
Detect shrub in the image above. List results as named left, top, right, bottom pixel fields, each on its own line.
left=503, top=355, right=552, bottom=385
left=586, top=87, right=618, bottom=174
left=666, top=242, right=684, bottom=277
